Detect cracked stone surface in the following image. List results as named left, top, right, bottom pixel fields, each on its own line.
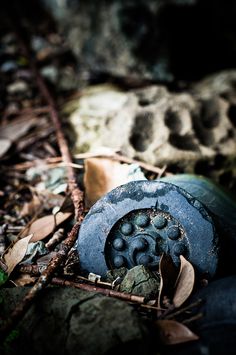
left=119, top=265, right=160, bottom=300
left=65, top=71, right=236, bottom=190
left=0, top=287, right=151, bottom=355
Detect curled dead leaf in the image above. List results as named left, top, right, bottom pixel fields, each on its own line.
left=173, top=255, right=195, bottom=308
left=158, top=254, right=179, bottom=308
left=156, top=319, right=199, bottom=345
left=20, top=212, right=72, bottom=242
left=3, top=234, right=33, bottom=275
left=84, top=157, right=144, bottom=207
left=0, top=138, right=11, bottom=158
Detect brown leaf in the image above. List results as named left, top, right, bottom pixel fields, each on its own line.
left=173, top=255, right=195, bottom=308
left=20, top=194, right=41, bottom=217
left=20, top=191, right=66, bottom=217
left=12, top=273, right=37, bottom=287
left=0, top=116, right=38, bottom=141
left=158, top=254, right=179, bottom=308
left=84, top=158, right=137, bottom=207
left=0, top=138, right=11, bottom=158
left=20, top=212, right=72, bottom=242
left=3, top=234, right=33, bottom=275
left=156, top=320, right=199, bottom=345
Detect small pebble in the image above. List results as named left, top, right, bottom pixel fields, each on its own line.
left=0, top=61, right=18, bottom=73
left=41, top=65, right=58, bottom=84
left=31, top=36, right=49, bottom=52
left=7, top=80, right=29, bottom=95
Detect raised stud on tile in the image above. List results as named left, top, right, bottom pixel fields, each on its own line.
left=135, top=214, right=150, bottom=228
left=120, top=222, right=133, bottom=236
left=112, top=238, right=125, bottom=251
left=153, top=215, right=167, bottom=229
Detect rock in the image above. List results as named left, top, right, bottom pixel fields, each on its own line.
left=40, top=65, right=59, bottom=84
left=7, top=80, right=29, bottom=95
left=31, top=35, right=50, bottom=52
left=64, top=84, right=128, bottom=152
left=0, top=61, right=18, bottom=73
left=0, top=287, right=151, bottom=355
left=40, top=0, right=236, bottom=83
left=65, top=73, right=236, bottom=190
left=0, top=33, right=17, bottom=55
left=119, top=265, right=160, bottom=300
left=58, top=66, right=79, bottom=91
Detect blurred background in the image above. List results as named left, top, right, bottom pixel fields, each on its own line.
left=0, top=0, right=236, bottom=192
left=2, top=0, right=236, bottom=85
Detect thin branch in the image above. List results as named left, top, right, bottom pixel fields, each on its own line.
left=12, top=152, right=170, bottom=176
left=182, top=313, right=203, bottom=325
left=51, top=277, right=146, bottom=304
left=163, top=299, right=203, bottom=320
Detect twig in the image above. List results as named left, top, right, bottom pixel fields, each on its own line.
left=110, top=153, right=168, bottom=177
left=11, top=152, right=170, bottom=176
left=51, top=277, right=145, bottom=304
left=182, top=313, right=203, bottom=325
left=164, top=299, right=203, bottom=320
left=45, top=228, right=65, bottom=249
left=3, top=105, right=50, bottom=120
left=139, top=303, right=166, bottom=311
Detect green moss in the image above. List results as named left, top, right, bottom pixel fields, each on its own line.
left=0, top=270, right=8, bottom=287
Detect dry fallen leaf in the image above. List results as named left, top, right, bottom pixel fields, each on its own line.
left=0, top=116, right=38, bottom=142
left=3, top=234, right=33, bottom=275
left=0, top=138, right=11, bottom=158
left=158, top=254, right=179, bottom=308
left=20, top=191, right=65, bottom=217
left=173, top=255, right=195, bottom=308
left=12, top=273, right=37, bottom=287
left=84, top=157, right=143, bottom=207
left=156, top=319, right=199, bottom=345
left=20, top=212, right=72, bottom=242
left=20, top=194, right=42, bottom=217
